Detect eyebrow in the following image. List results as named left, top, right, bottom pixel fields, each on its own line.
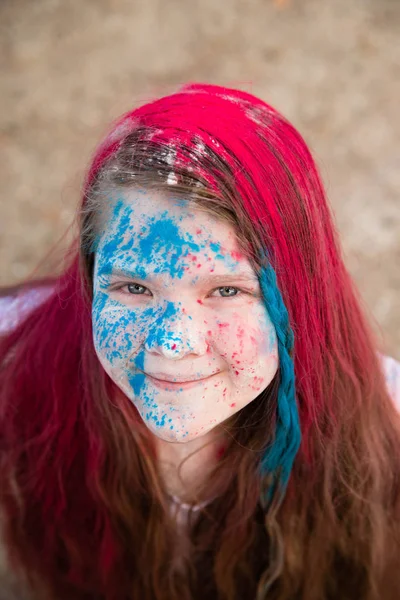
left=106, top=267, right=259, bottom=285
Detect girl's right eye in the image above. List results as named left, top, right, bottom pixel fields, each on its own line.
left=125, top=283, right=148, bottom=295
left=108, top=282, right=150, bottom=295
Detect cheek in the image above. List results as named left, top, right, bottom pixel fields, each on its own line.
left=92, top=296, right=139, bottom=366
left=249, top=305, right=278, bottom=356
left=215, top=309, right=277, bottom=364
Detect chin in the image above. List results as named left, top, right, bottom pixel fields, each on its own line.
left=150, top=427, right=206, bottom=444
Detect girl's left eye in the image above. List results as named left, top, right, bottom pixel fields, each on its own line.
left=212, top=286, right=241, bottom=298
left=114, top=283, right=244, bottom=298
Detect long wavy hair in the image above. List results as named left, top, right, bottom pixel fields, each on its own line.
left=1, top=83, right=400, bottom=600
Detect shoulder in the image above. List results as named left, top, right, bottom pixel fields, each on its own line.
left=0, top=286, right=54, bottom=335
left=380, top=354, right=400, bottom=412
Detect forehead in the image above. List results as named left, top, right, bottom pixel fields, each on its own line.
left=94, top=188, right=258, bottom=282
left=98, top=188, right=244, bottom=257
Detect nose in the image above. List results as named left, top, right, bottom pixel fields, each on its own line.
left=144, top=306, right=209, bottom=359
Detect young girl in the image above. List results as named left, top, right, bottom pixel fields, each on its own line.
left=1, top=83, right=399, bottom=600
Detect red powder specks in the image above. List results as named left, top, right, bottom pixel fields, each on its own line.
left=191, top=255, right=197, bottom=261
left=215, top=445, right=226, bottom=460
left=235, top=370, right=239, bottom=375
left=197, top=299, right=203, bottom=305
left=171, top=344, right=177, bottom=350
left=207, top=330, right=212, bottom=336
left=251, top=378, right=264, bottom=391
left=229, top=403, right=236, bottom=408
left=197, top=263, right=202, bottom=268
left=196, top=229, right=202, bottom=235
left=217, top=322, right=230, bottom=328
left=230, top=250, right=244, bottom=261
left=250, top=335, right=257, bottom=345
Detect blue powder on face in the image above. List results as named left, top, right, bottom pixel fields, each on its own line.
left=93, top=198, right=218, bottom=374
left=93, top=193, right=284, bottom=442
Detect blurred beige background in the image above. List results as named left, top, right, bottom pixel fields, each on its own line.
left=1, top=0, right=399, bottom=358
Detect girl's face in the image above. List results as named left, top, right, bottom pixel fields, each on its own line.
left=92, top=189, right=278, bottom=443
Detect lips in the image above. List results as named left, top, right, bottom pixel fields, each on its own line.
left=147, top=372, right=217, bottom=391
left=147, top=372, right=212, bottom=383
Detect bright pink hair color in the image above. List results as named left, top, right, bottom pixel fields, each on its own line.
left=1, top=83, right=400, bottom=600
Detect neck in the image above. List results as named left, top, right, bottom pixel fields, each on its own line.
left=154, top=428, right=228, bottom=504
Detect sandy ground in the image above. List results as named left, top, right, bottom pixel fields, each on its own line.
left=0, top=0, right=399, bottom=358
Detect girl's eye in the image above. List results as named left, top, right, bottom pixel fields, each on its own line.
left=126, top=283, right=148, bottom=295
left=213, top=286, right=240, bottom=298
left=116, top=283, right=243, bottom=298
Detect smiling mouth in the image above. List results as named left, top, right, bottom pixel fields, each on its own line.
left=147, top=373, right=216, bottom=391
